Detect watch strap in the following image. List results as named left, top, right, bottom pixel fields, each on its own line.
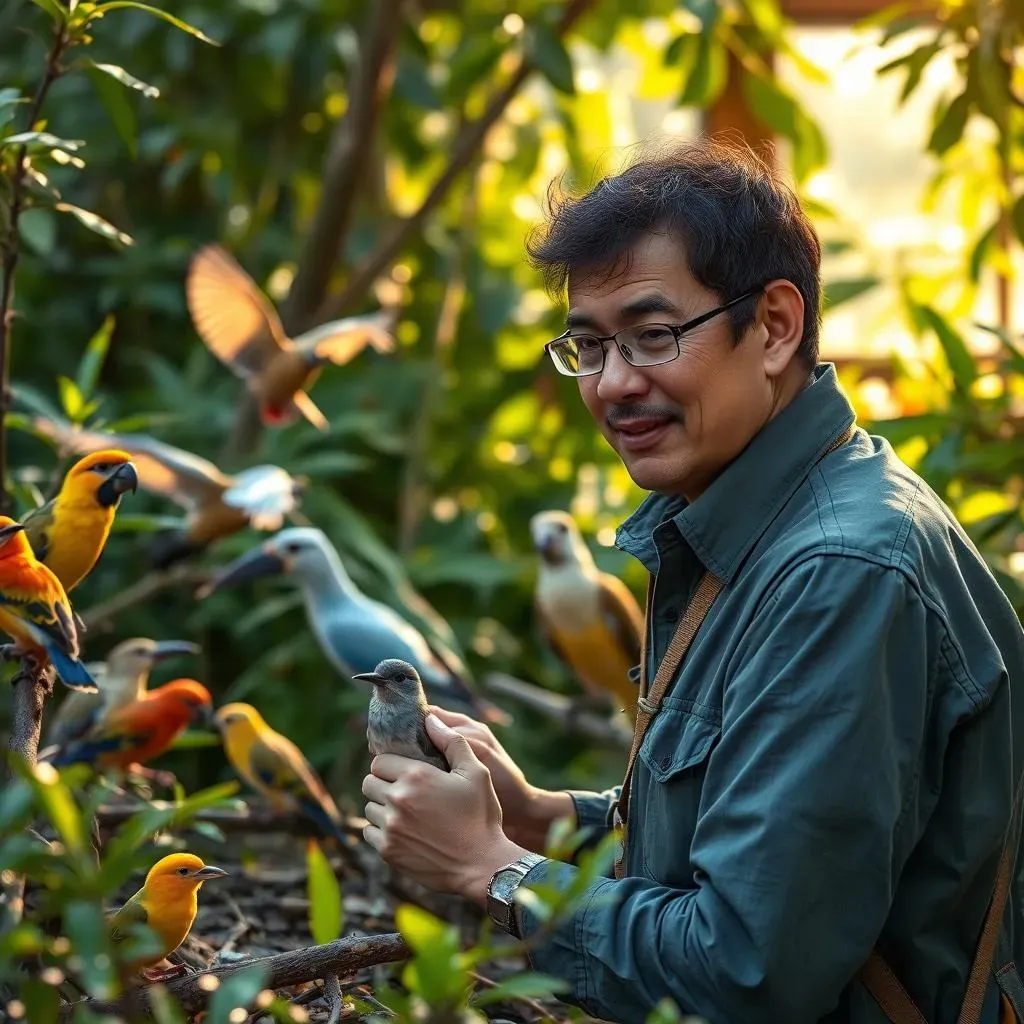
left=486, top=852, right=545, bottom=937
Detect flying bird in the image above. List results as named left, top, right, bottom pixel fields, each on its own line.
left=44, top=636, right=201, bottom=753
left=356, top=658, right=449, bottom=772
left=47, top=678, right=213, bottom=773
left=530, top=510, right=643, bottom=717
left=0, top=518, right=95, bottom=692
left=200, top=528, right=509, bottom=724
left=107, top=852, right=227, bottom=981
left=30, top=417, right=303, bottom=569
left=186, top=243, right=396, bottom=430
left=21, top=449, right=138, bottom=593
left=214, top=701, right=361, bottom=867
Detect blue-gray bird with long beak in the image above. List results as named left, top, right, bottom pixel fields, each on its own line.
left=199, top=528, right=509, bottom=723
left=356, top=658, right=449, bottom=772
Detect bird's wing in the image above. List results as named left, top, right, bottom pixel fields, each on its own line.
left=294, top=312, right=396, bottom=365
left=0, top=569, right=77, bottom=656
left=597, top=573, right=644, bottom=665
left=31, top=426, right=230, bottom=511
left=221, top=466, right=299, bottom=528
left=250, top=732, right=338, bottom=817
left=108, top=889, right=148, bottom=944
left=45, top=689, right=101, bottom=748
left=20, top=499, right=56, bottom=563
left=185, top=244, right=289, bottom=378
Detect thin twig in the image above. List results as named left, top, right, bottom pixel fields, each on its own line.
left=314, top=0, right=596, bottom=324
left=481, top=672, right=632, bottom=747
left=0, top=18, right=68, bottom=516
left=78, top=563, right=211, bottom=631
left=325, top=973, right=344, bottom=1024
left=65, top=932, right=411, bottom=1021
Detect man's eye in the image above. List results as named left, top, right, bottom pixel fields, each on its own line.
left=575, top=337, right=602, bottom=351
left=637, top=327, right=673, bottom=343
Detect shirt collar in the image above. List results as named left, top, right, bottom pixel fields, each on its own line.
left=616, top=363, right=857, bottom=581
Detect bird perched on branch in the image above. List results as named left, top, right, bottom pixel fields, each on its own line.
left=200, top=528, right=509, bottom=724
left=0, top=518, right=95, bottom=692
left=107, top=852, right=227, bottom=981
left=186, top=243, right=396, bottom=430
left=31, top=417, right=303, bottom=569
left=530, top=510, right=643, bottom=718
left=43, top=636, right=201, bottom=753
left=356, top=659, right=449, bottom=772
left=47, top=678, right=212, bottom=773
left=214, top=702, right=361, bottom=867
left=21, top=449, right=138, bottom=593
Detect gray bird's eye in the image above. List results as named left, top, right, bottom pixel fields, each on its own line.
left=285, top=543, right=301, bottom=554
left=395, top=674, right=406, bottom=682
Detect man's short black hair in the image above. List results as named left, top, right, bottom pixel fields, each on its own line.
left=526, top=138, right=823, bottom=368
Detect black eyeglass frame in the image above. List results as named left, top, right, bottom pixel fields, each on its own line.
left=544, top=288, right=761, bottom=377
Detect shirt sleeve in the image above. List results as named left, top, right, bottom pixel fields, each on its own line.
left=517, top=556, right=937, bottom=1024
left=563, top=787, right=622, bottom=861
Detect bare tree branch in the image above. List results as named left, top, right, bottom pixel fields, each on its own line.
left=282, top=0, right=406, bottom=334
left=482, top=672, right=632, bottom=748
left=314, top=0, right=596, bottom=324
left=78, top=563, right=211, bottom=632
left=65, top=932, right=411, bottom=1021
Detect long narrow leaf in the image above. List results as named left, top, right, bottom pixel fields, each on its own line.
left=90, top=2, right=220, bottom=45
left=54, top=202, right=133, bottom=246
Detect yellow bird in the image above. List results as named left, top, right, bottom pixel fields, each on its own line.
left=107, top=852, right=227, bottom=981
left=30, top=417, right=303, bottom=569
left=21, top=449, right=138, bottom=592
left=43, top=636, right=201, bottom=753
left=530, top=510, right=644, bottom=717
left=214, top=702, right=360, bottom=867
left=185, top=243, right=396, bottom=430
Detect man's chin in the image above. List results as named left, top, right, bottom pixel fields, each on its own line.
left=620, top=452, right=684, bottom=495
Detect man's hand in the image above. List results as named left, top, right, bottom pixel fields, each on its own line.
left=362, top=713, right=528, bottom=906
left=428, top=705, right=577, bottom=852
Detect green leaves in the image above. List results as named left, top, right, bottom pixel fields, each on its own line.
left=306, top=839, right=343, bottom=945
left=75, top=315, right=115, bottom=400
left=525, top=25, right=575, bottom=95
left=27, top=0, right=68, bottom=23
left=909, top=302, right=978, bottom=391
left=85, top=2, right=220, bottom=46
left=741, top=69, right=826, bottom=180
left=396, top=903, right=469, bottom=1009
left=205, top=965, right=270, bottom=1024
left=54, top=202, right=133, bottom=246
left=928, top=90, right=970, bottom=155
left=823, top=277, right=881, bottom=311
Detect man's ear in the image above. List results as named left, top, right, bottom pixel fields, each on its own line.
left=757, top=279, right=805, bottom=377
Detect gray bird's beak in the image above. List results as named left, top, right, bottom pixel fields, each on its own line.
left=192, top=865, right=228, bottom=880
left=352, top=671, right=386, bottom=687
left=0, top=522, right=25, bottom=544
left=150, top=639, right=201, bottom=662
left=200, top=546, right=287, bottom=597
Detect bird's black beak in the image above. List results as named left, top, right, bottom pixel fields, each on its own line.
left=97, top=462, right=139, bottom=507
left=198, top=546, right=287, bottom=597
left=193, top=703, right=217, bottom=728
left=352, top=671, right=386, bottom=687
left=536, top=534, right=559, bottom=563
left=150, top=639, right=201, bottom=663
left=0, top=522, right=25, bottom=545
left=192, top=865, right=228, bottom=881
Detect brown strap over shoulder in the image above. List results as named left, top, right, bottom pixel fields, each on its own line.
left=862, top=767, right=1024, bottom=1024
left=611, top=423, right=855, bottom=880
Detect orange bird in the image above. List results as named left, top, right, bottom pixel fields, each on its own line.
left=48, top=678, right=212, bottom=772
left=0, top=518, right=96, bottom=692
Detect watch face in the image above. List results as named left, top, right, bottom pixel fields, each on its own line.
left=491, top=867, right=521, bottom=904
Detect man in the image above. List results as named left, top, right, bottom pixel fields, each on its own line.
left=361, top=140, right=1024, bottom=1023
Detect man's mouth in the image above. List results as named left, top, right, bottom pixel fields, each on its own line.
left=610, top=417, right=675, bottom=451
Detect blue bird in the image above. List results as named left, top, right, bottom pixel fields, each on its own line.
left=200, top=528, right=509, bottom=723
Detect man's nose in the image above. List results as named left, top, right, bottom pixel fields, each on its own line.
left=595, top=342, right=649, bottom=402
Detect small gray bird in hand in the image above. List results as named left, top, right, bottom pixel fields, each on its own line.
left=354, top=658, right=450, bottom=772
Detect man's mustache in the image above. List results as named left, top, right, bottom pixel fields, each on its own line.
left=606, top=404, right=682, bottom=429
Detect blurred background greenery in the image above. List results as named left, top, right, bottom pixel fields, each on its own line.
left=0, top=0, right=1021, bottom=809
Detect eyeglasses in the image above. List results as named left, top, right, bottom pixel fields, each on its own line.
left=544, top=289, right=760, bottom=377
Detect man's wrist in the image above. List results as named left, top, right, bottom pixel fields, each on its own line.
left=509, top=788, right=576, bottom=853
left=462, top=835, right=530, bottom=909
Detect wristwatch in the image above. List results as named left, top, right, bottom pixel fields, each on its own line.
left=486, top=852, right=545, bottom=938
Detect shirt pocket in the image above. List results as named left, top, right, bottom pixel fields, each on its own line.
left=636, top=702, right=721, bottom=885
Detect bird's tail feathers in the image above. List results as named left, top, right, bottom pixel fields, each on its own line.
left=46, top=644, right=98, bottom=694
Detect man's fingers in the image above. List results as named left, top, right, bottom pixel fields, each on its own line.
left=362, top=823, right=384, bottom=851
left=363, top=800, right=389, bottom=830
left=370, top=752, right=417, bottom=782
left=428, top=705, right=480, bottom=729
left=361, top=774, right=391, bottom=803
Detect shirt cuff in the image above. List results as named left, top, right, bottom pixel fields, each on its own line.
left=563, top=789, right=620, bottom=861
left=516, top=857, right=617, bottom=1014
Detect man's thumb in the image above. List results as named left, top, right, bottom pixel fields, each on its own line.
left=426, top=714, right=477, bottom=770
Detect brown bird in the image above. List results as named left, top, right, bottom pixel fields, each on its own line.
left=185, top=243, right=396, bottom=430
left=31, top=417, right=303, bottom=569
left=530, top=510, right=644, bottom=718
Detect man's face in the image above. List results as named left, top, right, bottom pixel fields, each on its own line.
left=569, top=232, right=786, bottom=499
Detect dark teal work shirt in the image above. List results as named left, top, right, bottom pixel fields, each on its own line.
left=518, top=364, right=1024, bottom=1024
